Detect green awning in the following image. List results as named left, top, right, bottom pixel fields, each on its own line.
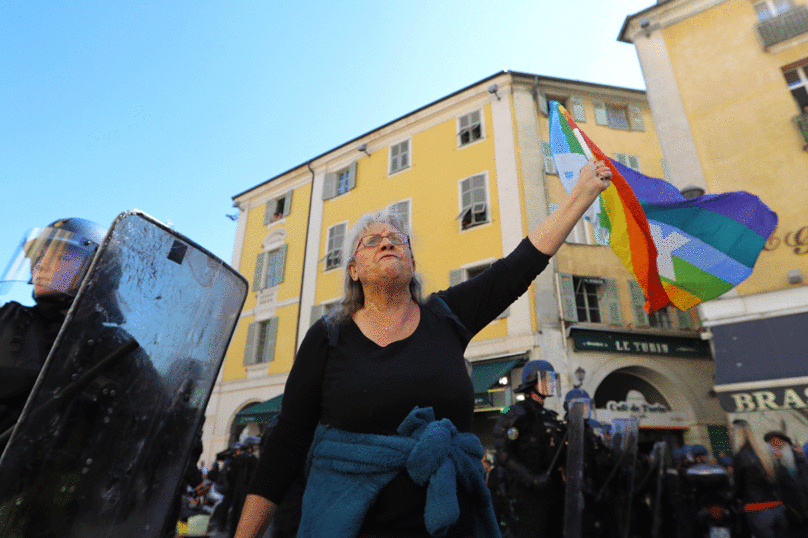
left=471, top=358, right=525, bottom=394
left=236, top=394, right=283, bottom=424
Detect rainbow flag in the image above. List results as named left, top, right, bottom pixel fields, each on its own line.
left=548, top=101, right=778, bottom=311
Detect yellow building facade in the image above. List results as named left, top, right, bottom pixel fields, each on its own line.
left=202, top=71, right=728, bottom=463
left=621, top=0, right=808, bottom=442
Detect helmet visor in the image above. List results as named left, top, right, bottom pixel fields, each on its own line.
left=0, top=225, right=99, bottom=301
left=535, top=370, right=561, bottom=398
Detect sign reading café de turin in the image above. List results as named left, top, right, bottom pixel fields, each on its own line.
left=596, top=390, right=688, bottom=428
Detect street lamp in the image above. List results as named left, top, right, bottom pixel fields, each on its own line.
left=574, top=367, right=586, bottom=388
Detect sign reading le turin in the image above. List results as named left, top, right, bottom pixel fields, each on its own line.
left=570, top=328, right=709, bottom=358
left=717, top=383, right=808, bottom=413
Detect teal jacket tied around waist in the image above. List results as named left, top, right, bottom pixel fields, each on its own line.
left=298, top=406, right=501, bottom=538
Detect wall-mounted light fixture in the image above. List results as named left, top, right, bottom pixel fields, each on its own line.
left=680, top=185, right=705, bottom=199
left=488, top=84, right=501, bottom=101
left=574, top=366, right=586, bottom=388
left=357, top=143, right=371, bottom=157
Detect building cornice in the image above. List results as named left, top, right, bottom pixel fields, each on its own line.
left=619, top=0, right=729, bottom=43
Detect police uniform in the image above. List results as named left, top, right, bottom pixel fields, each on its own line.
left=493, top=397, right=566, bottom=538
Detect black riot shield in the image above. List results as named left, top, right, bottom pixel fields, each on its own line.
left=563, top=399, right=586, bottom=538
left=611, top=418, right=639, bottom=538
left=649, top=442, right=668, bottom=538
left=0, top=211, right=247, bottom=538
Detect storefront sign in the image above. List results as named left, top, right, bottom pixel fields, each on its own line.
left=717, top=383, right=808, bottom=413
left=570, top=328, right=709, bottom=357
left=595, top=390, right=689, bottom=428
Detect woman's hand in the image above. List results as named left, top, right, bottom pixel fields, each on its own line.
left=578, top=159, right=612, bottom=199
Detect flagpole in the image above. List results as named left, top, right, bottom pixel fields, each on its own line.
left=572, top=129, right=595, bottom=161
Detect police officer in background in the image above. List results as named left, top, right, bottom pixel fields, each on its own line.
left=0, top=218, right=106, bottom=453
left=493, top=360, right=566, bottom=538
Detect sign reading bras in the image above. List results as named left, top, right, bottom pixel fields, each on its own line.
left=716, top=383, right=808, bottom=413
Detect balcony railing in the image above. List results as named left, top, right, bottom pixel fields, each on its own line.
left=795, top=112, right=808, bottom=148
left=757, top=5, right=808, bottom=48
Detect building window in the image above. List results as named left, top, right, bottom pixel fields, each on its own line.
left=458, top=110, right=483, bottom=146
left=389, top=140, right=410, bottom=174
left=388, top=199, right=411, bottom=230
left=615, top=153, right=641, bottom=172
left=648, top=307, right=673, bottom=329
left=628, top=280, right=696, bottom=330
left=310, top=300, right=341, bottom=326
left=243, top=317, right=279, bottom=365
left=325, top=222, right=346, bottom=271
left=323, top=162, right=356, bottom=200
left=542, top=142, right=558, bottom=175
left=548, top=203, right=609, bottom=245
left=252, top=244, right=287, bottom=291
left=559, top=274, right=622, bottom=325
left=264, top=191, right=292, bottom=224
left=457, top=174, right=489, bottom=230
left=449, top=262, right=509, bottom=319
left=755, top=0, right=793, bottom=21
left=606, top=105, right=630, bottom=130
left=784, top=63, right=808, bottom=110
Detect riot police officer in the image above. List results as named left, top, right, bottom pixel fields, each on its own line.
left=493, top=360, right=566, bottom=538
left=0, top=218, right=106, bottom=452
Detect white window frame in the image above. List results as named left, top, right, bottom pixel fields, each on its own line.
left=324, top=221, right=347, bottom=272
left=615, top=153, right=641, bottom=172
left=263, top=190, right=292, bottom=225
left=252, top=243, right=287, bottom=291
left=457, top=109, right=484, bottom=148
left=457, top=173, right=490, bottom=231
left=784, top=64, right=808, bottom=109
left=387, top=199, right=412, bottom=231
left=389, top=139, right=411, bottom=175
left=323, top=162, right=356, bottom=200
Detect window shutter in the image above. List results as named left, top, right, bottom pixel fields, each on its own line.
left=282, top=191, right=293, bottom=217
left=571, top=97, right=586, bottom=122
left=600, top=278, right=622, bottom=325
left=661, top=159, right=672, bottom=183
left=593, top=100, right=608, bottom=125
left=347, top=161, right=357, bottom=191
left=310, top=304, right=326, bottom=327
left=628, top=105, right=645, bottom=131
left=262, top=317, right=279, bottom=363
left=243, top=322, right=256, bottom=365
left=542, top=141, right=557, bottom=174
left=263, top=201, right=274, bottom=225
left=537, top=90, right=548, bottom=116
left=615, top=153, right=628, bottom=167
left=676, top=308, right=694, bottom=330
left=628, top=280, right=650, bottom=327
left=628, top=154, right=641, bottom=172
left=276, top=244, right=287, bottom=284
left=253, top=252, right=265, bottom=291
left=449, top=269, right=464, bottom=287
left=559, top=273, right=578, bottom=322
left=322, top=172, right=336, bottom=200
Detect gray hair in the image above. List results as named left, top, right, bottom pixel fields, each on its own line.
left=328, top=208, right=424, bottom=324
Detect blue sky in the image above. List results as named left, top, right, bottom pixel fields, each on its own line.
left=1, top=0, right=651, bottom=278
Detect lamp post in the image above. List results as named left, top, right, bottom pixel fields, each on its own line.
left=574, top=367, right=586, bottom=388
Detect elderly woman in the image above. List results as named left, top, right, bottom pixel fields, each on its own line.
left=234, top=160, right=612, bottom=538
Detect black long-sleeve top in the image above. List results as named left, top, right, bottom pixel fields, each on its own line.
left=249, top=238, right=550, bottom=535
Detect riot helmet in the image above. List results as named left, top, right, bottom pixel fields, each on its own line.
left=563, top=388, right=592, bottom=417
left=0, top=218, right=107, bottom=305
left=515, top=360, right=560, bottom=398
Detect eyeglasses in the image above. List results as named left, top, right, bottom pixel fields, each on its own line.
left=356, top=232, right=409, bottom=250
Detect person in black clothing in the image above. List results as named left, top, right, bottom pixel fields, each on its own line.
left=228, top=439, right=259, bottom=537
left=492, top=360, right=566, bottom=538
left=233, top=159, right=614, bottom=538
left=764, top=430, right=808, bottom=534
left=0, top=218, right=106, bottom=454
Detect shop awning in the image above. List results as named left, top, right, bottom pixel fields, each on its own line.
left=236, top=394, right=283, bottom=424
left=471, top=358, right=525, bottom=394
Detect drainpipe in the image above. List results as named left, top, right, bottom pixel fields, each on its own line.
left=294, top=161, right=316, bottom=353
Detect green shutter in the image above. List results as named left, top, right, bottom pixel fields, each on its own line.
left=676, top=308, right=694, bottom=330
left=282, top=190, right=293, bottom=217
left=263, top=201, right=274, bottom=225
left=449, top=269, right=464, bottom=287
left=537, top=90, right=548, bottom=116
left=559, top=273, right=578, bottom=322
left=542, top=141, right=557, bottom=174
left=628, top=105, right=645, bottom=131
left=310, top=304, right=326, bottom=327
left=628, top=280, right=650, bottom=327
left=347, top=161, right=357, bottom=191
left=243, top=322, right=256, bottom=365
left=253, top=252, right=265, bottom=291
left=262, top=317, right=279, bottom=363
left=661, top=159, right=672, bottom=183
left=601, top=278, right=622, bottom=326
left=570, top=97, right=586, bottom=123
left=276, top=244, right=287, bottom=285
left=628, top=154, right=641, bottom=172
left=593, top=100, right=608, bottom=125
left=322, top=172, right=336, bottom=200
